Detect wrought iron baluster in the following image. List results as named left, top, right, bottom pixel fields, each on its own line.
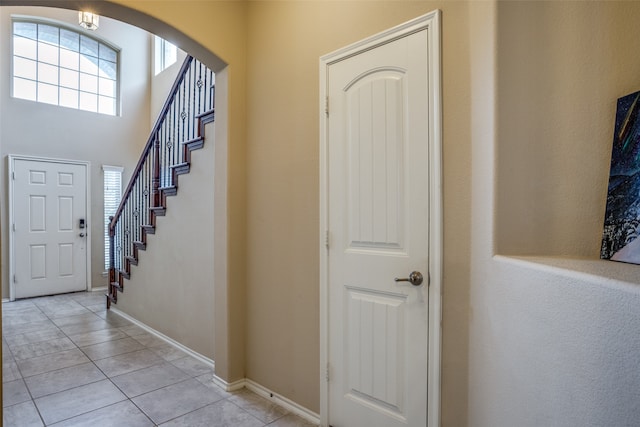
left=153, top=134, right=160, bottom=208
left=125, top=199, right=130, bottom=260
left=119, top=218, right=124, bottom=271
left=107, top=55, right=213, bottom=308
left=196, top=62, right=202, bottom=116
left=132, top=181, right=136, bottom=245
left=181, top=76, right=187, bottom=147
left=143, top=157, right=148, bottom=225
left=188, top=63, right=194, bottom=142
left=115, top=220, right=119, bottom=272
left=165, top=96, right=176, bottom=185
left=134, top=179, right=140, bottom=243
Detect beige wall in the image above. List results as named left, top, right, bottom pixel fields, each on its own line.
left=495, top=1, right=639, bottom=257
left=115, top=120, right=216, bottom=360
left=0, top=6, right=151, bottom=298
left=244, top=1, right=471, bottom=418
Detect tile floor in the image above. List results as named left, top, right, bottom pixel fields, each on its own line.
left=2, top=291, right=316, bottom=426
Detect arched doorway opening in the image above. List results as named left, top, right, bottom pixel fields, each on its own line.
left=0, top=0, right=233, bottom=386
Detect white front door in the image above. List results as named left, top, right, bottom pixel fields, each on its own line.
left=322, top=12, right=442, bottom=427
left=11, top=157, right=89, bottom=299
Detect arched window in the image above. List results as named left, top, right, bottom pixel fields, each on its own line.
left=12, top=18, right=119, bottom=116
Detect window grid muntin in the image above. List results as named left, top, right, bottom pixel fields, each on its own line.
left=12, top=19, right=118, bottom=116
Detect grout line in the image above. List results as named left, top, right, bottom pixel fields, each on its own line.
left=109, top=307, right=215, bottom=369
left=3, top=292, right=305, bottom=426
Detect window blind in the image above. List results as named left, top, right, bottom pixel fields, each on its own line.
left=103, top=165, right=123, bottom=271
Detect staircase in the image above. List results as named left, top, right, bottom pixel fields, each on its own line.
left=106, top=55, right=215, bottom=308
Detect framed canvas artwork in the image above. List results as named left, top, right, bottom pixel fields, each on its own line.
left=601, top=90, right=640, bottom=264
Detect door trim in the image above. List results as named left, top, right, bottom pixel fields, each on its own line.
left=8, top=155, right=92, bottom=301
left=319, top=11, right=442, bottom=427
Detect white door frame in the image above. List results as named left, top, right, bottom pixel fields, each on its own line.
left=8, top=154, right=92, bottom=301
left=319, top=11, right=443, bottom=427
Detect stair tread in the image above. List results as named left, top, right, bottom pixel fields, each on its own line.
left=125, top=256, right=138, bottom=265
left=183, top=138, right=204, bottom=151
left=160, top=186, right=178, bottom=196
left=170, top=162, right=189, bottom=169
left=196, top=109, right=215, bottom=120
left=182, top=136, right=204, bottom=145
left=141, top=224, right=156, bottom=234
left=170, top=163, right=191, bottom=175
left=150, top=206, right=166, bottom=216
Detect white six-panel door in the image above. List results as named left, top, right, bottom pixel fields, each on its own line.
left=10, top=157, right=89, bottom=299
left=321, top=11, right=442, bottom=427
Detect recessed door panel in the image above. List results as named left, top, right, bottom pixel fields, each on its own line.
left=58, top=196, right=73, bottom=231
left=58, top=243, right=73, bottom=277
left=29, top=196, right=46, bottom=232
left=29, top=244, right=46, bottom=279
left=347, top=72, right=405, bottom=250
left=58, top=172, right=73, bottom=186
left=346, top=287, right=405, bottom=416
left=30, top=170, right=46, bottom=185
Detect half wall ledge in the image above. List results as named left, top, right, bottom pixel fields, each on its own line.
left=495, top=255, right=640, bottom=294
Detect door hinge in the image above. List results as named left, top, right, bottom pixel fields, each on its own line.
left=326, top=362, right=330, bottom=382
left=11, top=171, right=15, bottom=180
left=325, top=96, right=329, bottom=116
left=12, top=223, right=16, bottom=232
left=325, top=230, right=330, bottom=250
left=13, top=275, right=16, bottom=284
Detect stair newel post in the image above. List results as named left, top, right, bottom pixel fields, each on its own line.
left=152, top=133, right=161, bottom=209
left=107, top=216, right=116, bottom=309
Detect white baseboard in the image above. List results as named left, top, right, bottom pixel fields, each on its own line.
left=109, top=308, right=317, bottom=425
left=90, top=286, right=107, bottom=292
left=212, top=375, right=246, bottom=392
left=110, top=307, right=214, bottom=369
left=2, top=298, right=9, bottom=303
left=245, top=379, right=320, bottom=425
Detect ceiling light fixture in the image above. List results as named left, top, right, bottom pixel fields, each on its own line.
left=78, top=11, right=99, bottom=30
